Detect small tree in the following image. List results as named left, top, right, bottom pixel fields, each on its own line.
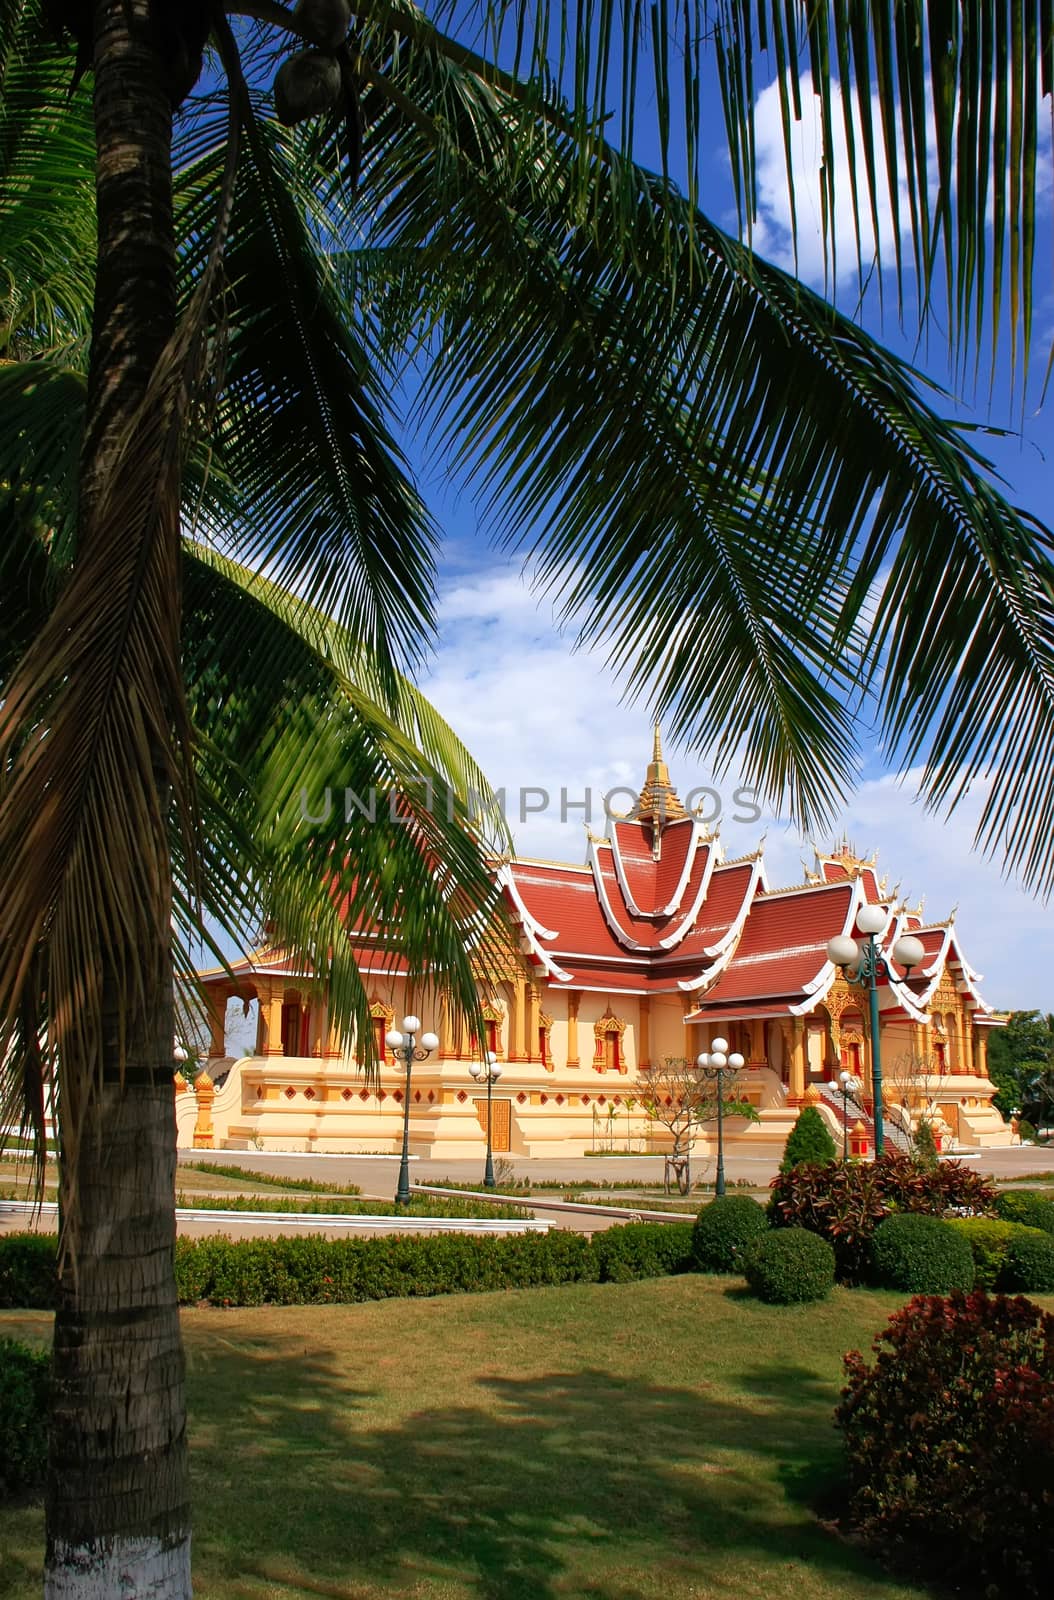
left=636, top=1057, right=754, bottom=1194
left=912, top=1118, right=939, bottom=1171
left=886, top=1048, right=949, bottom=1141
left=780, top=1105, right=837, bottom=1173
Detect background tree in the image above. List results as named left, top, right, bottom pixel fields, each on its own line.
left=780, top=1105, right=838, bottom=1172
left=987, top=1011, right=1054, bottom=1127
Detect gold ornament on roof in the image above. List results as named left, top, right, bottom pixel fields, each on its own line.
left=636, top=722, right=686, bottom=856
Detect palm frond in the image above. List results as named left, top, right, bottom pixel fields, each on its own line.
left=0, top=4, right=96, bottom=359
left=180, top=544, right=512, bottom=1065
left=305, top=20, right=1054, bottom=887
left=173, top=77, right=438, bottom=684
left=713, top=2, right=1054, bottom=391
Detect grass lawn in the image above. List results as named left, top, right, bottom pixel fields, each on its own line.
left=0, top=1275, right=977, bottom=1600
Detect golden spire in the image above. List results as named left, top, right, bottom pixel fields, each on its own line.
left=637, top=721, right=686, bottom=836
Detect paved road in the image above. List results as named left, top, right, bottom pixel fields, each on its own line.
left=178, top=1142, right=1054, bottom=1194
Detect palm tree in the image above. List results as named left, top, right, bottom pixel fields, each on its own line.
left=2, top=2, right=1053, bottom=1594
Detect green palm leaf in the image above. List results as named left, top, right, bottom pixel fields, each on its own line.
left=713, top=2, right=1054, bottom=390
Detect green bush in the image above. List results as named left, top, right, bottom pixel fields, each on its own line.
left=743, top=1227, right=835, bottom=1304
left=769, top=1151, right=997, bottom=1285
left=0, top=1339, right=50, bottom=1497
left=691, top=1194, right=768, bottom=1272
left=838, top=1291, right=1054, bottom=1599
left=593, top=1222, right=695, bottom=1282
left=1001, top=1229, right=1054, bottom=1293
left=995, top=1188, right=1054, bottom=1234
left=911, top=1118, right=939, bottom=1171
left=0, top=1234, right=56, bottom=1309
left=947, top=1217, right=1023, bottom=1290
left=779, top=1105, right=837, bottom=1172
left=870, top=1214, right=974, bottom=1293
left=7, top=1223, right=702, bottom=1308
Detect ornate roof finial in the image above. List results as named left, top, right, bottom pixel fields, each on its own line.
left=637, top=720, right=686, bottom=853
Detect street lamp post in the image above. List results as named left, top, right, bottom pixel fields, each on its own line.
left=469, top=1051, right=503, bottom=1187
left=838, top=1069, right=858, bottom=1160
left=826, top=911, right=924, bottom=1156
left=697, top=1039, right=745, bottom=1197
left=385, top=1014, right=439, bottom=1205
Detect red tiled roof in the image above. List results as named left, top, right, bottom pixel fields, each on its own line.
left=689, top=881, right=856, bottom=1010
left=506, top=841, right=761, bottom=992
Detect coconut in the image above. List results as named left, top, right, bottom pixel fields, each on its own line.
left=273, top=49, right=342, bottom=126
left=293, top=0, right=351, bottom=50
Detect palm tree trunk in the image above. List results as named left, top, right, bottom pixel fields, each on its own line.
left=45, top=4, right=189, bottom=1595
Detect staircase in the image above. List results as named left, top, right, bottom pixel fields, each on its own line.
left=817, top=1081, right=913, bottom=1155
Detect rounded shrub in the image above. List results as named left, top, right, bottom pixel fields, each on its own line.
left=779, top=1105, right=837, bottom=1172
left=691, top=1194, right=768, bottom=1272
left=947, top=1217, right=1020, bottom=1290
left=870, top=1213, right=974, bottom=1293
left=743, top=1227, right=835, bottom=1304
left=1001, top=1228, right=1054, bottom=1293
left=838, top=1291, right=1054, bottom=1599
left=0, top=1339, right=50, bottom=1497
left=995, top=1188, right=1054, bottom=1234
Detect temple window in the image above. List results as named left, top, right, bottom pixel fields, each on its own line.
left=593, top=1009, right=627, bottom=1073
left=366, top=997, right=395, bottom=1064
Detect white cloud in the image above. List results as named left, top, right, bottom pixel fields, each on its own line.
left=749, top=70, right=915, bottom=286
left=423, top=556, right=1052, bottom=1009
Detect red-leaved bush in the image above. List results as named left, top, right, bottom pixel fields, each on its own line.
left=768, top=1152, right=997, bottom=1282
left=837, top=1291, right=1054, bottom=1598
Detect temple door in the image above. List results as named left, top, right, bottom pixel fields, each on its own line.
left=474, top=1097, right=512, bottom=1152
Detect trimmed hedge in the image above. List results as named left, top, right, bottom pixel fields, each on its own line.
left=743, top=1227, right=835, bottom=1304
left=1001, top=1229, right=1054, bottom=1293
left=0, top=1223, right=697, bottom=1309
left=592, top=1222, right=695, bottom=1282
left=0, top=1234, right=56, bottom=1310
left=995, top=1189, right=1054, bottom=1234
left=691, top=1194, right=769, bottom=1272
left=870, top=1214, right=974, bottom=1293
left=0, top=1339, right=50, bottom=1497
left=947, top=1217, right=1022, bottom=1290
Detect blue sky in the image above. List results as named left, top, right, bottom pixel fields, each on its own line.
left=401, top=18, right=1053, bottom=1010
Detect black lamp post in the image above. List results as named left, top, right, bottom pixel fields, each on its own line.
left=469, top=1050, right=503, bottom=1187
left=385, top=1014, right=439, bottom=1204
left=697, top=1039, right=745, bottom=1197
left=827, top=911, right=924, bottom=1156
left=838, top=1069, right=858, bottom=1160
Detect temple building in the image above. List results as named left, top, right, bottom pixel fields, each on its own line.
left=185, top=734, right=1012, bottom=1157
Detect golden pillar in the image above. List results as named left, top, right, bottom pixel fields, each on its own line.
left=789, top=1018, right=806, bottom=1103
left=527, top=982, right=542, bottom=1061
left=975, top=1026, right=988, bottom=1079
left=567, top=993, right=580, bottom=1069
left=638, top=997, right=651, bottom=1070
left=510, top=977, right=528, bottom=1061
left=205, top=990, right=227, bottom=1060
left=262, top=985, right=285, bottom=1057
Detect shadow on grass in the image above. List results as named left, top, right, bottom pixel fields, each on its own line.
left=185, top=1331, right=929, bottom=1600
